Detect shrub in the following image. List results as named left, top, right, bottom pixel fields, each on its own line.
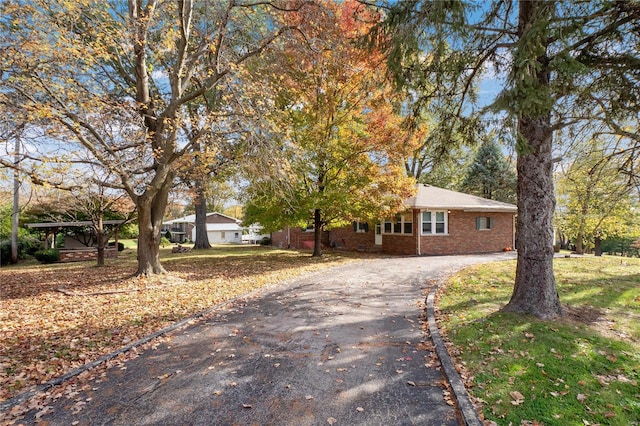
left=259, top=236, right=272, bottom=246
left=20, top=235, right=42, bottom=257
left=160, top=237, right=171, bottom=247
left=34, top=249, right=60, bottom=264
left=0, top=236, right=43, bottom=265
left=108, top=241, right=125, bottom=252
left=0, top=239, right=10, bottom=265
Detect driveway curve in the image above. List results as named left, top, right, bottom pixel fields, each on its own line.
left=13, top=253, right=514, bottom=426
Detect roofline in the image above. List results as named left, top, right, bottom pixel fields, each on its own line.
left=26, top=220, right=127, bottom=228
left=409, top=205, right=517, bottom=213
left=164, top=212, right=241, bottom=224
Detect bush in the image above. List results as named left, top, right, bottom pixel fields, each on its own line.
left=118, top=223, right=139, bottom=239
left=0, top=236, right=43, bottom=265
left=0, top=239, right=10, bottom=265
left=34, top=249, right=60, bottom=264
left=108, top=241, right=125, bottom=252
left=160, top=236, right=171, bottom=247
left=259, top=236, right=272, bottom=246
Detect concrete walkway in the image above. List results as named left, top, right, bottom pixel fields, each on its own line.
left=11, top=254, right=514, bottom=425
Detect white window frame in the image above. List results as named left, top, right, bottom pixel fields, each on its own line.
left=476, top=216, right=493, bottom=230
left=382, top=212, right=413, bottom=235
left=354, top=221, right=369, bottom=233
left=421, top=210, right=448, bottom=235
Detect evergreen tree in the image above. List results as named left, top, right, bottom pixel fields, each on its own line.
left=460, top=139, right=516, bottom=203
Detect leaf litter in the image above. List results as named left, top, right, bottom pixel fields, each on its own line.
left=0, top=247, right=354, bottom=413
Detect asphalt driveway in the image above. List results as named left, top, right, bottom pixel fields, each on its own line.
left=10, top=253, right=514, bottom=425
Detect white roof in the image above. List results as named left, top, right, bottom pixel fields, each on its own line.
left=406, top=184, right=517, bottom=213
left=163, top=212, right=241, bottom=225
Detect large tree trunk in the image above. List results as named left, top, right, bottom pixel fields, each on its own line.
left=574, top=231, right=584, bottom=254
left=503, top=1, right=562, bottom=320
left=193, top=178, right=212, bottom=250
left=134, top=185, right=171, bottom=276
left=312, top=208, right=323, bottom=257
left=95, top=216, right=106, bottom=267
left=594, top=237, right=602, bottom=256
left=503, top=115, right=562, bottom=319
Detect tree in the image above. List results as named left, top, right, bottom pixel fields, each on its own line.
left=368, top=0, right=640, bottom=319
left=460, top=137, right=516, bottom=203
left=556, top=139, right=639, bottom=255
left=68, top=180, right=136, bottom=266
left=244, top=0, right=415, bottom=257
left=1, top=1, right=308, bottom=275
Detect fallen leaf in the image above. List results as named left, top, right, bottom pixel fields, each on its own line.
left=327, top=417, right=337, bottom=425
left=305, top=395, right=314, bottom=400
left=242, top=403, right=252, bottom=409
left=509, top=391, right=525, bottom=405
left=356, top=406, right=364, bottom=412
left=407, top=381, right=416, bottom=386
left=577, top=393, right=587, bottom=402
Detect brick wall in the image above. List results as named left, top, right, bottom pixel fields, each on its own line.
left=271, top=210, right=515, bottom=256
left=271, top=227, right=328, bottom=249
left=329, top=225, right=379, bottom=252
left=382, top=234, right=416, bottom=255
left=59, top=248, right=118, bottom=262
left=418, top=211, right=514, bottom=256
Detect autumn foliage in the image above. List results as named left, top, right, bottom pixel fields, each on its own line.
left=0, top=247, right=353, bottom=404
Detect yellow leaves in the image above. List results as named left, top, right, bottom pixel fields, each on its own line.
left=0, top=247, right=354, bottom=403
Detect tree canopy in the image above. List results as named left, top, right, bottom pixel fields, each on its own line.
left=243, top=0, right=415, bottom=256
left=0, top=0, right=310, bottom=275
left=368, top=0, right=640, bottom=318
left=460, top=138, right=516, bottom=203
left=556, top=138, right=640, bottom=255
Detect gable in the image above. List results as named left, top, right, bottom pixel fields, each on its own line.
left=206, top=213, right=241, bottom=224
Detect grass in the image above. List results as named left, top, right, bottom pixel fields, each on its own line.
left=437, top=255, right=640, bottom=425
left=0, top=244, right=361, bottom=402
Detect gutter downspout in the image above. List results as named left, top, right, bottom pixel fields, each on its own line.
left=416, top=209, right=421, bottom=256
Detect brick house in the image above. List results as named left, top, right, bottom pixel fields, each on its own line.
left=271, top=184, right=516, bottom=256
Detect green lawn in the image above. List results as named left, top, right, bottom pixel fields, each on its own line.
left=438, top=256, right=640, bottom=426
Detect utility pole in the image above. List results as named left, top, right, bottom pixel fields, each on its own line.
left=11, top=128, right=22, bottom=264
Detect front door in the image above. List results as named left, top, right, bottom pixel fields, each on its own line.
left=375, top=223, right=382, bottom=245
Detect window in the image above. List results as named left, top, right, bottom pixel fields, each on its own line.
left=383, top=212, right=413, bottom=235
left=353, top=221, right=369, bottom=233
left=476, top=216, right=493, bottom=230
left=422, top=211, right=448, bottom=235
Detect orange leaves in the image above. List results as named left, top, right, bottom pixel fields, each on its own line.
left=0, top=247, right=353, bottom=403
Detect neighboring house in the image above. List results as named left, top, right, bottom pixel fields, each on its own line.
left=242, top=223, right=269, bottom=244
left=271, top=184, right=517, bottom=256
left=25, top=220, right=124, bottom=262
left=162, top=212, right=243, bottom=244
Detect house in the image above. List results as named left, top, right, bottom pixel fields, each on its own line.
left=25, top=220, right=124, bottom=262
left=242, top=223, right=270, bottom=244
left=162, top=212, right=243, bottom=244
left=271, top=184, right=517, bottom=256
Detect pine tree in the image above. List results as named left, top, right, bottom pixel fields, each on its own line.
left=460, top=139, right=516, bottom=203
